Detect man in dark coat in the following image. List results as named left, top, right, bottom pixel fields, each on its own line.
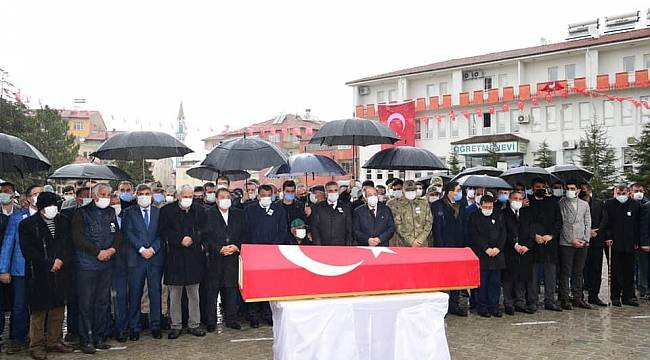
left=430, top=181, right=468, bottom=316
left=311, top=181, right=352, bottom=246
left=602, top=184, right=641, bottom=307
left=353, top=186, right=395, bottom=247
left=502, top=191, right=536, bottom=315
left=19, top=192, right=73, bottom=359
left=528, top=178, right=563, bottom=311
left=469, top=195, right=506, bottom=318
left=278, top=180, right=307, bottom=243
left=159, top=185, right=207, bottom=339
left=580, top=183, right=608, bottom=306
left=204, top=188, right=244, bottom=332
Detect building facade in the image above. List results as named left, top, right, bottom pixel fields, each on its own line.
left=61, top=109, right=109, bottom=163
left=347, top=17, right=650, bottom=183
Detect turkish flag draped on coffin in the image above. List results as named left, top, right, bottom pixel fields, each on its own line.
left=378, top=101, right=416, bottom=149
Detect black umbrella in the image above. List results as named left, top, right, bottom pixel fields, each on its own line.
left=90, top=131, right=193, bottom=160
left=419, top=173, right=453, bottom=189
left=201, top=136, right=288, bottom=171
left=457, top=175, right=513, bottom=190
left=0, top=132, right=51, bottom=174
left=186, top=164, right=250, bottom=182
left=500, top=166, right=559, bottom=187
left=451, top=166, right=504, bottom=181
left=545, top=164, right=593, bottom=183
left=265, top=153, right=346, bottom=185
left=49, top=163, right=131, bottom=181
left=362, top=146, right=447, bottom=171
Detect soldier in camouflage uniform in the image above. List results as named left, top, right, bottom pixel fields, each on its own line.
left=392, top=180, right=433, bottom=247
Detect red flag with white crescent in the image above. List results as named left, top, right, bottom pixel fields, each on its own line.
left=378, top=101, right=415, bottom=149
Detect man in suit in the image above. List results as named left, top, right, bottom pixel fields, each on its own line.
left=122, top=184, right=164, bottom=340
left=580, top=183, right=608, bottom=306
left=557, top=180, right=592, bottom=310
left=353, top=186, right=395, bottom=247
left=311, top=181, right=352, bottom=246
left=204, top=188, right=244, bottom=331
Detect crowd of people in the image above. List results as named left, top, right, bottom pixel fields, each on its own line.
left=0, top=173, right=649, bottom=359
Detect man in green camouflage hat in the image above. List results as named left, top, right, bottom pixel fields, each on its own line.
left=392, top=180, right=432, bottom=247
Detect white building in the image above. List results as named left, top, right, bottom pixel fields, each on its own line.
left=347, top=12, right=650, bottom=183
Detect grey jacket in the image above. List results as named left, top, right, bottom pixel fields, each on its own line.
left=558, top=197, right=591, bottom=247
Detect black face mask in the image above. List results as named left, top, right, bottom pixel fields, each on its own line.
left=534, top=189, right=546, bottom=198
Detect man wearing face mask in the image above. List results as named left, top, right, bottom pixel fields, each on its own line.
left=386, top=179, right=404, bottom=207
left=630, top=183, right=649, bottom=299
left=118, top=181, right=136, bottom=209
left=579, top=183, right=608, bottom=306
left=431, top=181, right=468, bottom=316
left=279, top=180, right=307, bottom=243
left=0, top=184, right=44, bottom=353
left=243, top=182, right=259, bottom=206
left=495, top=190, right=511, bottom=210
left=602, top=184, right=641, bottom=307
left=193, top=186, right=205, bottom=204
left=528, top=178, right=563, bottom=312
left=353, top=186, right=395, bottom=247
left=289, top=219, right=311, bottom=245
left=19, top=192, right=74, bottom=359
left=203, top=188, right=244, bottom=331
left=151, top=186, right=166, bottom=208
left=61, top=185, right=75, bottom=206
left=202, top=182, right=217, bottom=208
left=351, top=180, right=374, bottom=212
left=311, top=181, right=352, bottom=246
left=551, top=182, right=564, bottom=201
left=376, top=185, right=388, bottom=204
left=557, top=180, right=592, bottom=310
left=392, top=181, right=432, bottom=247
left=425, top=184, right=441, bottom=204
left=1, top=182, right=18, bottom=218
left=71, top=183, right=122, bottom=354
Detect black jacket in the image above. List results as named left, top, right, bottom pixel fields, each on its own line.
left=203, top=207, right=244, bottom=288
left=587, top=198, right=607, bottom=247
left=528, top=196, right=563, bottom=264
left=502, top=206, right=534, bottom=281
left=469, top=211, right=506, bottom=270
left=353, top=203, right=395, bottom=246
left=311, top=201, right=353, bottom=246
left=19, top=213, right=71, bottom=311
left=602, top=198, right=640, bottom=253
left=159, top=202, right=206, bottom=286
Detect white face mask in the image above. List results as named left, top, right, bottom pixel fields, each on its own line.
left=392, top=190, right=403, bottom=199
left=378, top=194, right=386, bottom=202
left=404, top=191, right=417, bottom=201
left=295, top=228, right=307, bottom=239
left=218, top=198, right=232, bottom=210
left=428, top=195, right=438, bottom=203
left=63, top=195, right=75, bottom=202
left=481, top=208, right=493, bottom=217
left=259, top=196, right=272, bottom=208
left=566, top=190, right=577, bottom=199
left=553, top=189, right=564, bottom=197
left=633, top=192, right=644, bottom=201
left=180, top=198, right=193, bottom=209
left=309, top=193, right=318, bottom=204
left=217, top=184, right=228, bottom=190
left=327, top=192, right=339, bottom=203
left=510, top=201, right=523, bottom=211
left=82, top=198, right=93, bottom=206
left=43, top=205, right=58, bottom=219
left=165, top=195, right=175, bottom=203
left=111, top=204, right=122, bottom=216
left=366, top=195, right=379, bottom=208
left=95, top=197, right=110, bottom=209
left=137, top=195, right=152, bottom=208
left=248, top=191, right=257, bottom=200
left=466, top=189, right=476, bottom=199
left=416, top=189, right=423, bottom=197
left=205, top=192, right=217, bottom=203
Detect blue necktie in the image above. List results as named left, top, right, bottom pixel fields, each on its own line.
left=143, top=209, right=149, bottom=228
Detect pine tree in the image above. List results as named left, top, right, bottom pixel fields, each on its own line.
left=534, top=140, right=555, bottom=168
left=627, top=122, right=650, bottom=185
left=580, top=120, right=618, bottom=199
left=485, top=142, right=501, bottom=167
left=448, top=151, right=461, bottom=175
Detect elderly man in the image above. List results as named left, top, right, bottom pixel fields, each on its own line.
left=392, top=180, right=432, bottom=247
left=160, top=185, right=206, bottom=339
left=311, top=181, right=352, bottom=246
left=353, top=186, right=395, bottom=247
left=557, top=180, right=592, bottom=310
left=71, top=183, right=122, bottom=354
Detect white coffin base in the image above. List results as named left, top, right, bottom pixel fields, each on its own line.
left=270, top=292, right=450, bottom=360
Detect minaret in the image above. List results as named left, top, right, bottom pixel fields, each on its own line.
left=175, top=101, right=186, bottom=166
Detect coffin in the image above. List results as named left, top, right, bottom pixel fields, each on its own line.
left=239, top=244, right=479, bottom=302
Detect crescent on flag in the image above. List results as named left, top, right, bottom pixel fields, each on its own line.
left=278, top=245, right=364, bottom=277
left=386, top=113, right=406, bottom=132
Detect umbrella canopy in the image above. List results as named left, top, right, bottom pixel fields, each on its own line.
left=266, top=153, right=346, bottom=178
left=49, top=163, right=131, bottom=181
left=545, top=164, right=593, bottom=183
left=90, top=131, right=193, bottom=160
left=457, top=175, right=513, bottom=190
left=500, top=166, right=559, bottom=187
left=201, top=136, right=288, bottom=171
left=308, top=118, right=399, bottom=146
left=186, top=164, right=249, bottom=182
left=0, top=132, right=51, bottom=174
left=451, top=166, right=504, bottom=181
left=362, top=146, right=447, bottom=171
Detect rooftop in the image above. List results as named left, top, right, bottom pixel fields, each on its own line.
left=202, top=114, right=324, bottom=142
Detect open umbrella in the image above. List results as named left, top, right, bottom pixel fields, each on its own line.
left=90, top=131, right=193, bottom=160
left=456, top=175, right=513, bottom=190
left=201, top=136, right=287, bottom=171
left=419, top=173, right=453, bottom=189
left=500, top=166, right=559, bottom=187
left=49, top=163, right=131, bottom=181
left=265, top=153, right=346, bottom=185
left=0, top=132, right=51, bottom=174
left=545, top=164, right=593, bottom=183
left=186, top=164, right=250, bottom=182
left=451, top=166, right=504, bottom=181
left=362, top=146, right=447, bottom=171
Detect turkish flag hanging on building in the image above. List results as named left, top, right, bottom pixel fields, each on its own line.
left=378, top=100, right=415, bottom=149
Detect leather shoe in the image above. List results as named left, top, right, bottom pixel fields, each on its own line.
left=116, top=333, right=128, bottom=343
left=47, top=343, right=74, bottom=353
left=206, top=324, right=216, bottom=333
left=94, top=342, right=111, bottom=350
left=478, top=311, right=491, bottom=318
left=226, top=322, right=242, bottom=330
left=561, top=301, right=573, bottom=310
left=190, top=327, right=206, bottom=337
left=491, top=310, right=503, bottom=318
left=152, top=329, right=162, bottom=339
left=80, top=343, right=96, bottom=354
left=129, top=332, right=140, bottom=341
left=168, top=329, right=181, bottom=339
left=611, top=299, right=622, bottom=307
left=572, top=299, right=592, bottom=309
left=29, top=349, right=47, bottom=360
left=449, top=309, right=469, bottom=317
left=504, top=306, right=515, bottom=316
left=588, top=297, right=607, bottom=307
left=623, top=298, right=640, bottom=307
left=545, top=303, right=562, bottom=312
left=250, top=321, right=260, bottom=328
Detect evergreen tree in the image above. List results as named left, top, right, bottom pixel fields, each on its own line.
left=580, top=120, right=618, bottom=199
left=627, top=122, right=650, bottom=185
left=448, top=151, right=461, bottom=175
left=111, top=160, right=154, bottom=187
left=534, top=140, right=555, bottom=168
left=484, top=143, right=501, bottom=167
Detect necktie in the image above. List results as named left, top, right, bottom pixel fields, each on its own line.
left=143, top=209, right=150, bottom=228
left=371, top=208, right=376, bottom=218
left=515, top=210, right=519, bottom=219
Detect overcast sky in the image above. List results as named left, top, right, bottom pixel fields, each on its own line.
left=2, top=0, right=648, bottom=152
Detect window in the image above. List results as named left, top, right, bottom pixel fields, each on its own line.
left=531, top=107, right=542, bottom=132
left=509, top=111, right=520, bottom=133
left=415, top=119, right=421, bottom=140
left=451, top=117, right=459, bottom=138
left=376, top=91, right=385, bottom=103
left=426, top=84, right=437, bottom=98
left=469, top=114, right=478, bottom=136
left=579, top=102, right=592, bottom=128
left=548, top=66, right=558, bottom=81
left=645, top=54, right=650, bottom=69
left=546, top=106, right=557, bottom=131
left=388, top=89, right=397, bottom=102
left=268, top=134, right=280, bottom=143
left=498, top=74, right=508, bottom=88
left=414, top=172, right=421, bottom=179
left=484, top=77, right=493, bottom=90
left=621, top=103, right=634, bottom=125
left=366, top=168, right=372, bottom=180
left=623, top=56, right=635, bottom=72
left=427, top=117, right=435, bottom=139
left=603, top=100, right=615, bottom=126
left=561, top=104, right=574, bottom=130
left=496, top=112, right=506, bottom=134
left=642, top=96, right=650, bottom=123
left=437, top=118, right=447, bottom=138
left=340, top=162, right=352, bottom=174
left=482, top=113, right=492, bottom=135
left=623, top=147, right=634, bottom=173
left=398, top=171, right=406, bottom=179
left=439, top=82, right=448, bottom=95
left=74, top=121, right=83, bottom=130
left=565, top=64, right=576, bottom=80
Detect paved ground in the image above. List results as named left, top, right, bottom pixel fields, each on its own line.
left=2, top=299, right=648, bottom=360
